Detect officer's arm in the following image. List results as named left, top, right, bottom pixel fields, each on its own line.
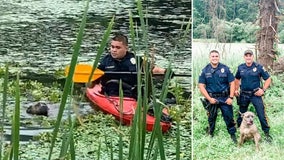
left=262, top=77, right=271, bottom=92
left=198, top=83, right=212, bottom=101
left=139, top=56, right=166, bottom=74
left=229, top=81, right=235, bottom=98
left=234, top=79, right=241, bottom=96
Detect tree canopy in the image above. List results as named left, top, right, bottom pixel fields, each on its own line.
left=193, top=0, right=284, bottom=43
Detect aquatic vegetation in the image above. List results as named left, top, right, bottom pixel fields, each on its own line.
left=1, top=0, right=191, bottom=160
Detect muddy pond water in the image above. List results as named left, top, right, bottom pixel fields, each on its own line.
left=0, top=0, right=191, bottom=142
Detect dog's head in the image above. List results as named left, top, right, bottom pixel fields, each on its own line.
left=26, top=102, right=49, bottom=116
left=241, top=111, right=255, bottom=126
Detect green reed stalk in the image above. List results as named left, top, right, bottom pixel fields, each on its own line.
left=129, top=12, right=136, bottom=53
left=145, top=74, right=168, bottom=160
left=11, top=72, right=21, bottom=160
left=138, top=0, right=149, bottom=159
left=118, top=80, right=124, bottom=160
left=175, top=111, right=181, bottom=160
left=128, top=11, right=138, bottom=160
left=59, top=83, right=75, bottom=159
left=104, top=135, right=114, bottom=160
left=68, top=85, right=76, bottom=160
left=1, top=64, right=9, bottom=160
left=127, top=1, right=151, bottom=159
left=48, top=1, right=90, bottom=159
left=2, top=147, right=10, bottom=160
left=89, top=17, right=114, bottom=84
left=137, top=0, right=147, bottom=43
left=96, top=140, right=101, bottom=160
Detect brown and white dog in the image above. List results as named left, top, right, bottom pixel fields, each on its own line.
left=239, top=111, right=261, bottom=151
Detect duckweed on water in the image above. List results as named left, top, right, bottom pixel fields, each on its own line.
left=1, top=77, right=190, bottom=159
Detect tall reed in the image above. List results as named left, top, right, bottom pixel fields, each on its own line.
left=1, top=64, right=9, bottom=159
left=48, top=0, right=90, bottom=159
left=10, top=71, right=21, bottom=160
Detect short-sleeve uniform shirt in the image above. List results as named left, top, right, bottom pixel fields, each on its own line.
left=98, top=51, right=142, bottom=87
left=199, top=63, right=235, bottom=93
left=235, top=62, right=270, bottom=91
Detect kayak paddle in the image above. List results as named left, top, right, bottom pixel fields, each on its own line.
left=65, top=64, right=191, bottom=83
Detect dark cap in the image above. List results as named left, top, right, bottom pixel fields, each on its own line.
left=244, top=50, right=253, bottom=55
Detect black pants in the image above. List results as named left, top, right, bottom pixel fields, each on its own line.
left=207, top=96, right=236, bottom=135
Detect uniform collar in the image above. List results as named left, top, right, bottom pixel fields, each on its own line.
left=208, top=63, right=221, bottom=69
left=245, top=62, right=256, bottom=68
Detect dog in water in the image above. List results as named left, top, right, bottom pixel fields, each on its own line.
left=239, top=111, right=261, bottom=151
left=26, top=102, right=49, bottom=116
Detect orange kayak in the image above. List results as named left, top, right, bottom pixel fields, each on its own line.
left=86, top=85, right=171, bottom=132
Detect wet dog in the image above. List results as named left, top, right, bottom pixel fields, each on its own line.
left=239, top=111, right=261, bottom=151
left=26, top=102, right=49, bottom=116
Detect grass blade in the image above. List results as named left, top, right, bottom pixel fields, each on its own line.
left=48, top=0, right=90, bottom=159
left=175, top=119, right=181, bottom=160
left=0, top=63, right=9, bottom=160
left=11, top=72, right=21, bottom=160
left=118, top=80, right=124, bottom=160
left=96, top=140, right=101, bottom=160
left=129, top=11, right=136, bottom=53
left=89, top=17, right=114, bottom=84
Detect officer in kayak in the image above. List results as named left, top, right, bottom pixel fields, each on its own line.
left=96, top=33, right=167, bottom=98
left=198, top=49, right=237, bottom=144
left=234, top=49, right=272, bottom=143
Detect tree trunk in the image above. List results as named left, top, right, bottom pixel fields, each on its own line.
left=256, top=0, right=279, bottom=70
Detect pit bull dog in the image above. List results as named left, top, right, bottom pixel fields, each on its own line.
left=239, top=111, right=261, bottom=151
left=26, top=102, right=49, bottom=116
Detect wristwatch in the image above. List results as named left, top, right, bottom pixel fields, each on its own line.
left=229, top=96, right=234, bottom=99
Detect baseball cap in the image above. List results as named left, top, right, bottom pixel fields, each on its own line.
left=244, top=50, right=253, bottom=55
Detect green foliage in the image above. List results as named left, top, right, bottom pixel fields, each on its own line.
left=3, top=80, right=62, bottom=103
left=193, top=0, right=260, bottom=42
left=194, top=17, right=258, bottom=43
left=278, top=30, right=284, bottom=43
left=214, top=20, right=232, bottom=43
left=192, top=23, right=211, bottom=39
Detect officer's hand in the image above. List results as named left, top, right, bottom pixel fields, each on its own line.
left=208, top=97, right=217, bottom=104
left=234, top=90, right=240, bottom=96
left=225, top=98, right=233, bottom=105
left=254, top=89, right=264, bottom=96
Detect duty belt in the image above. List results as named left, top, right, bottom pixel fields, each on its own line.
left=240, top=88, right=259, bottom=96
left=209, top=91, right=229, bottom=97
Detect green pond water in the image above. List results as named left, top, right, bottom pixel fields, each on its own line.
left=0, top=1, right=191, bottom=155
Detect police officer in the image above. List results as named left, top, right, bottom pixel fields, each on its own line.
left=97, top=33, right=166, bottom=98
left=234, top=49, right=272, bottom=143
left=198, top=50, right=237, bottom=144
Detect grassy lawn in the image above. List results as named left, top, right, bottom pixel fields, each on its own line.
left=192, top=41, right=284, bottom=160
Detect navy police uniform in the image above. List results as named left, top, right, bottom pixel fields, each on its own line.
left=235, top=62, right=270, bottom=133
left=199, top=63, right=236, bottom=136
left=98, top=51, right=142, bottom=98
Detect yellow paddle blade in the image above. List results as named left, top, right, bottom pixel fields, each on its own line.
left=65, top=64, right=105, bottom=83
